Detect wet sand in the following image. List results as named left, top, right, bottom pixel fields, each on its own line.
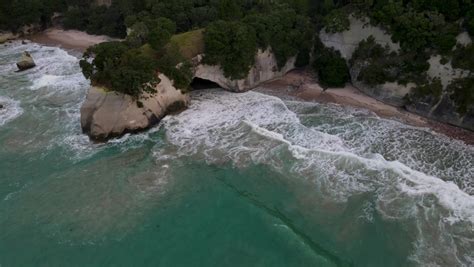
left=258, top=69, right=474, bottom=145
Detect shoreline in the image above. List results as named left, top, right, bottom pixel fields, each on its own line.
left=27, top=28, right=115, bottom=53
left=258, top=69, right=474, bottom=145
left=5, top=30, right=473, bottom=144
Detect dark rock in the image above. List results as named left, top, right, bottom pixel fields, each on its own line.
left=16, top=51, right=36, bottom=71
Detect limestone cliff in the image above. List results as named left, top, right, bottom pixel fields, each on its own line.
left=81, top=74, right=189, bottom=141
left=320, top=16, right=400, bottom=60
left=80, top=49, right=297, bottom=140
left=193, top=49, right=296, bottom=92
left=320, top=16, right=473, bottom=131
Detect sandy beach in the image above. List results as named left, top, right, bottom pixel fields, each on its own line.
left=27, top=28, right=115, bottom=52
left=258, top=70, right=474, bottom=145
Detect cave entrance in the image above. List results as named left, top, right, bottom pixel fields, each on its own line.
left=190, top=77, right=221, bottom=90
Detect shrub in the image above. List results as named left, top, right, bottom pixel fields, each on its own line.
left=323, top=9, right=350, bottom=33
left=203, top=20, right=257, bottom=79
left=447, top=77, right=474, bottom=114
left=312, top=39, right=349, bottom=88
left=452, top=44, right=474, bottom=71
left=411, top=78, right=443, bottom=100
left=80, top=42, right=159, bottom=99
left=148, top=18, right=176, bottom=50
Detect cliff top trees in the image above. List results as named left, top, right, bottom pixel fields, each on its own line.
left=203, top=20, right=257, bottom=80
left=80, top=42, right=159, bottom=98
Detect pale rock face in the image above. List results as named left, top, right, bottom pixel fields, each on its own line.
left=193, top=49, right=296, bottom=92
left=350, top=63, right=414, bottom=107
left=16, top=52, right=36, bottom=71
left=456, top=32, right=472, bottom=47
left=0, top=32, right=19, bottom=44
left=320, top=16, right=400, bottom=60
left=81, top=49, right=296, bottom=140
left=81, top=74, right=189, bottom=141
left=427, top=55, right=470, bottom=89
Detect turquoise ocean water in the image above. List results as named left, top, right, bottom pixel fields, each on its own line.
left=0, top=42, right=473, bottom=266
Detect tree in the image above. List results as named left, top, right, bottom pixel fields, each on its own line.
left=80, top=41, right=159, bottom=99
left=204, top=20, right=257, bottom=79
left=148, top=17, right=176, bottom=50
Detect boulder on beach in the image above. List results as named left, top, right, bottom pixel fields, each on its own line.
left=16, top=51, right=36, bottom=71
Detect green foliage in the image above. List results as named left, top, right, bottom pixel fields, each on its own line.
left=466, top=7, right=474, bottom=36
left=312, top=39, right=349, bottom=88
left=323, top=9, right=350, bottom=33
left=148, top=18, right=176, bottom=50
left=203, top=20, right=257, bottom=80
left=411, top=78, right=443, bottom=100
left=370, top=2, right=461, bottom=54
left=452, top=44, right=474, bottom=71
left=80, top=42, right=159, bottom=99
left=167, top=29, right=205, bottom=60
left=350, top=36, right=429, bottom=87
left=244, top=8, right=313, bottom=69
left=157, top=43, right=194, bottom=92
left=447, top=77, right=474, bottom=114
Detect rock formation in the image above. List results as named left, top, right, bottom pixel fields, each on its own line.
left=0, top=32, right=18, bottom=44
left=320, top=16, right=400, bottom=60
left=193, top=49, right=296, bottom=92
left=81, top=74, right=189, bottom=141
left=320, top=16, right=473, bottom=131
left=16, top=52, right=36, bottom=71
left=81, top=48, right=297, bottom=140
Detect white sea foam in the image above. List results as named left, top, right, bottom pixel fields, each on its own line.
left=0, top=96, right=23, bottom=126
left=162, top=89, right=474, bottom=266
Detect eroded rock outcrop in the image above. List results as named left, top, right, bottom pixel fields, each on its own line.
left=193, top=49, right=296, bottom=92
left=16, top=52, right=36, bottom=71
left=0, top=32, right=18, bottom=44
left=81, top=74, right=189, bottom=141
left=320, top=16, right=400, bottom=60
left=320, top=16, right=473, bottom=131
left=81, top=49, right=297, bottom=140
left=320, top=16, right=410, bottom=106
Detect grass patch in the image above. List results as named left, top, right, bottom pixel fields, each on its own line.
left=168, top=29, right=204, bottom=60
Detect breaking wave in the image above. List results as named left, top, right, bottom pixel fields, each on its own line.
left=162, top=90, right=474, bottom=266
left=0, top=96, right=23, bottom=126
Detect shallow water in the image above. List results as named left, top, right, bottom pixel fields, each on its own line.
left=0, top=42, right=473, bottom=266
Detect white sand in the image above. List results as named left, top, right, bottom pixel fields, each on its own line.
left=28, top=28, right=117, bottom=52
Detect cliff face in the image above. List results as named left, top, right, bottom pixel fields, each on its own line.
left=320, top=17, right=474, bottom=131
left=81, top=74, right=189, bottom=141
left=81, top=49, right=296, bottom=140
left=193, top=49, right=296, bottom=92
left=320, top=16, right=400, bottom=60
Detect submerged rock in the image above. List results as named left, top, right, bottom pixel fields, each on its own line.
left=16, top=52, right=36, bottom=71
left=0, top=104, right=3, bottom=109
left=81, top=74, right=189, bottom=141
